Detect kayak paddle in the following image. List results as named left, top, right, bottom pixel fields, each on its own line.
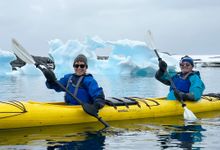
left=146, top=30, right=197, bottom=121
left=11, top=38, right=110, bottom=128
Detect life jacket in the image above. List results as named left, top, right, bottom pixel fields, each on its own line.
left=64, top=74, right=92, bottom=105
left=170, top=71, right=200, bottom=93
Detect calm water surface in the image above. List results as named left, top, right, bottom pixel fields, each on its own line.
left=0, top=68, right=220, bottom=150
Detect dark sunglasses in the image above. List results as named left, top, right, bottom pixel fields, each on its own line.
left=179, top=63, right=191, bottom=67
left=74, top=64, right=86, bottom=68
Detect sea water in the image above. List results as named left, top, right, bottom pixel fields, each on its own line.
left=0, top=67, right=220, bottom=149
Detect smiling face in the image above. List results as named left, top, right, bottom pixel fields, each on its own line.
left=179, top=62, right=193, bottom=74
left=73, top=61, right=87, bottom=76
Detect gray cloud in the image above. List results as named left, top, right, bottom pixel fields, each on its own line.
left=1, top=0, right=220, bottom=56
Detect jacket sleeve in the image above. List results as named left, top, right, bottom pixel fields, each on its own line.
left=155, top=70, right=171, bottom=86
left=189, top=74, right=205, bottom=101
left=84, top=76, right=105, bottom=109
left=46, top=74, right=71, bottom=92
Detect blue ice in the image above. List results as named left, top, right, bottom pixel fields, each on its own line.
left=0, top=36, right=178, bottom=77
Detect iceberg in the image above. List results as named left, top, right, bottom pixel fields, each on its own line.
left=48, top=36, right=178, bottom=77
left=0, top=49, right=15, bottom=75
left=0, top=36, right=178, bottom=77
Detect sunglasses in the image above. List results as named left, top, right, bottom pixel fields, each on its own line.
left=74, top=64, right=86, bottom=68
left=179, top=63, right=191, bottom=67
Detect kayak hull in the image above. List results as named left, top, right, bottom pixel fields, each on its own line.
left=0, top=96, right=220, bottom=129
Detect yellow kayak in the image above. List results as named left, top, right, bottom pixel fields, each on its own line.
left=0, top=95, right=220, bottom=129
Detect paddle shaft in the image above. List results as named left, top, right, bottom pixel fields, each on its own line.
left=154, top=50, right=186, bottom=107
left=55, top=81, right=110, bottom=127
left=147, top=31, right=197, bottom=120
left=54, top=81, right=109, bottom=127
left=147, top=32, right=185, bottom=106
left=11, top=39, right=109, bottom=128
left=37, top=65, right=110, bottom=128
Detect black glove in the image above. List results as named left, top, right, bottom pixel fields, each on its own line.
left=174, top=90, right=185, bottom=101
left=83, top=103, right=98, bottom=117
left=159, top=60, right=167, bottom=72
left=42, top=68, right=56, bottom=82
left=94, top=96, right=105, bottom=110
left=36, top=65, right=57, bottom=82
left=174, top=90, right=195, bottom=101
left=94, top=101, right=105, bottom=110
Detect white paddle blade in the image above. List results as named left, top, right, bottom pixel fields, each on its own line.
left=11, top=38, right=36, bottom=64
left=183, top=107, right=197, bottom=121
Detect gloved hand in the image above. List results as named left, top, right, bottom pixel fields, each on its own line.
left=42, top=68, right=56, bottom=82
left=94, top=97, right=105, bottom=110
left=174, top=90, right=195, bottom=101
left=159, top=60, right=167, bottom=72
left=36, top=65, right=57, bottom=82
left=83, top=103, right=98, bottom=117
left=174, top=90, right=185, bottom=101
left=94, top=102, right=105, bottom=110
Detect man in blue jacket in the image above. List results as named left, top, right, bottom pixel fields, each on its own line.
left=40, top=54, right=105, bottom=114
left=155, top=55, right=205, bottom=101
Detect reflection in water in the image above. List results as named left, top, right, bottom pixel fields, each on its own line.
left=0, top=112, right=219, bottom=149
left=158, top=124, right=206, bottom=149
left=47, top=131, right=106, bottom=150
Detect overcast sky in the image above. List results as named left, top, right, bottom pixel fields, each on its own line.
left=1, top=0, right=220, bottom=56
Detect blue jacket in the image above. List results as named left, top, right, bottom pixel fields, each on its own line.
left=46, top=73, right=105, bottom=107
left=155, top=71, right=205, bottom=101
